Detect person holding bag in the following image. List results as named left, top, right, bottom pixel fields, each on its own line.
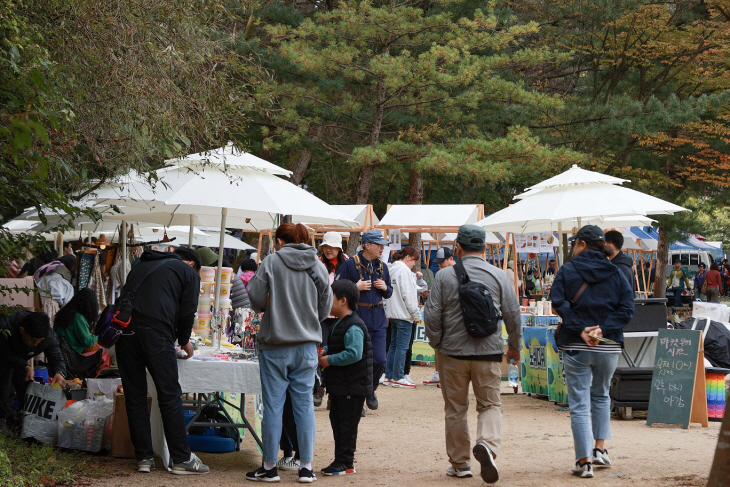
left=551, top=226, right=634, bottom=479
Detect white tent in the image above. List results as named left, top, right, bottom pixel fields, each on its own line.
left=378, top=204, right=483, bottom=231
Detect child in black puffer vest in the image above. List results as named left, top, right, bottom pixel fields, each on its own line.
left=318, top=280, right=373, bottom=476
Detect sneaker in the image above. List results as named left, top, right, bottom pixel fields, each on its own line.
left=424, top=372, right=440, bottom=385
left=276, top=456, right=300, bottom=471
left=366, top=393, right=378, bottom=410
left=592, top=449, right=611, bottom=467
left=137, top=458, right=155, bottom=473
left=322, top=463, right=356, bottom=476
left=246, top=465, right=280, bottom=482
left=473, top=441, right=499, bottom=483
left=378, top=373, right=385, bottom=384
left=313, top=388, right=325, bottom=407
left=298, top=468, right=317, bottom=483
left=392, top=378, right=416, bottom=389
left=403, top=374, right=415, bottom=385
left=171, top=453, right=210, bottom=475
left=571, top=461, right=594, bottom=478
left=446, top=465, right=473, bottom=478
left=383, top=378, right=393, bottom=386
left=361, top=407, right=366, bottom=417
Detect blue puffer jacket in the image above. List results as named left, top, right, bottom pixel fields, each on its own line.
left=551, top=249, right=635, bottom=347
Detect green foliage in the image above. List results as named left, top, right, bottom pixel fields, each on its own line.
left=0, top=434, right=92, bottom=486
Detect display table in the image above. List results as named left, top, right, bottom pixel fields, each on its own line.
left=149, top=353, right=262, bottom=469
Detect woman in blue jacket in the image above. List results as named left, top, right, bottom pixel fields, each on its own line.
left=551, top=226, right=634, bottom=479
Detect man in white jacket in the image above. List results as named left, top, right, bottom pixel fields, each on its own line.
left=383, top=248, right=422, bottom=389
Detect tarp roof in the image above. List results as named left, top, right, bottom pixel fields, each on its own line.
left=378, top=204, right=482, bottom=231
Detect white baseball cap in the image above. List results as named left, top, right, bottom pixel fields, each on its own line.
left=319, top=231, right=343, bottom=250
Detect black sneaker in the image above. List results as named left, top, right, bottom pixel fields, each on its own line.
left=246, top=466, right=280, bottom=482
left=321, top=463, right=356, bottom=476
left=365, top=393, right=378, bottom=410
left=473, top=441, right=499, bottom=483
left=298, top=467, right=317, bottom=483
left=313, top=388, right=325, bottom=407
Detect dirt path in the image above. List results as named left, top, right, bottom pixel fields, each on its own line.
left=89, top=365, right=721, bottom=486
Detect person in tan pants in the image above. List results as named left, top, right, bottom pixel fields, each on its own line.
left=424, top=225, right=522, bottom=484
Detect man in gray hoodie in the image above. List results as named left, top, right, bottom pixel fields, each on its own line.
left=424, top=225, right=521, bottom=484
left=247, top=224, right=332, bottom=483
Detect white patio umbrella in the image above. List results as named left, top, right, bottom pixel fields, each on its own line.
left=164, top=142, right=292, bottom=176
left=515, top=164, right=629, bottom=199
left=89, top=163, right=357, bottom=311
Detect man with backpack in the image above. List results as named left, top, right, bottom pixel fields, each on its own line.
left=115, top=248, right=209, bottom=475
left=424, top=225, right=521, bottom=484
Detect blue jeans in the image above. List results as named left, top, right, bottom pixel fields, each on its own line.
left=259, top=344, right=318, bottom=464
left=385, top=319, right=412, bottom=381
left=562, top=350, right=619, bottom=460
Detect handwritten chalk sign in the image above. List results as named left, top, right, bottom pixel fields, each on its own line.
left=646, top=329, right=708, bottom=428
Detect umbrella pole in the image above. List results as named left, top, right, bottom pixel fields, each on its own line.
left=557, top=222, right=564, bottom=267
left=189, top=215, right=195, bottom=247
left=214, top=208, right=227, bottom=314
left=121, top=221, right=127, bottom=286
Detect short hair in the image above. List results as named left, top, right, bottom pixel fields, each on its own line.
left=21, top=312, right=51, bottom=339
left=332, top=279, right=359, bottom=311
left=59, top=254, right=76, bottom=272
left=174, top=247, right=202, bottom=271
left=604, top=230, right=624, bottom=249
left=275, top=223, right=310, bottom=245
left=549, top=259, right=556, bottom=263
left=239, top=259, right=258, bottom=273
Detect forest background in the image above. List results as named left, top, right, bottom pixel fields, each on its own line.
left=2, top=0, right=730, bottom=295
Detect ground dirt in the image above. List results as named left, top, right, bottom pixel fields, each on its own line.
left=83, top=365, right=721, bottom=487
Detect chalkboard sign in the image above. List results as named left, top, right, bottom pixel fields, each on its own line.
left=646, top=329, right=708, bottom=428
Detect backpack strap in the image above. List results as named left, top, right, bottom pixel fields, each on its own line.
left=121, top=259, right=169, bottom=301
left=570, top=281, right=589, bottom=305
left=305, top=266, right=321, bottom=288
left=454, top=260, right=469, bottom=284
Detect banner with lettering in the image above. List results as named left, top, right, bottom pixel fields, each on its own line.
left=21, top=381, right=67, bottom=444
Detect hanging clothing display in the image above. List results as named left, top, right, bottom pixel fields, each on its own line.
left=78, top=251, right=95, bottom=289
left=108, top=247, right=131, bottom=304
left=88, top=253, right=107, bottom=310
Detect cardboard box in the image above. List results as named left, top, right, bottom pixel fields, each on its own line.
left=111, top=392, right=151, bottom=458
left=0, top=277, right=38, bottom=309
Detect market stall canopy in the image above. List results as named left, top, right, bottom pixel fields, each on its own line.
left=515, top=164, right=629, bottom=199
left=301, top=204, right=379, bottom=231
left=477, top=183, right=681, bottom=234
left=90, top=165, right=357, bottom=231
left=415, top=231, right=501, bottom=245
left=164, top=142, right=292, bottom=177
left=377, top=204, right=484, bottom=232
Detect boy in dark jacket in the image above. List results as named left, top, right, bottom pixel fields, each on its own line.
left=318, top=280, right=373, bottom=476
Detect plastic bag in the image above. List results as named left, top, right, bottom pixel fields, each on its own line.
left=87, top=378, right=122, bottom=400
left=21, top=382, right=67, bottom=444
left=57, top=397, right=114, bottom=452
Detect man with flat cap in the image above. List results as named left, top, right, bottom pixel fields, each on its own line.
left=424, top=225, right=521, bottom=483
left=336, top=230, right=393, bottom=411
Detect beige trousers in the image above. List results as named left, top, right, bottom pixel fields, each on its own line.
left=439, top=354, right=503, bottom=469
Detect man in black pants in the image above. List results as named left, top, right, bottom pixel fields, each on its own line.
left=116, top=248, right=209, bottom=475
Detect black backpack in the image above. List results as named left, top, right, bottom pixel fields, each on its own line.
left=453, top=261, right=501, bottom=338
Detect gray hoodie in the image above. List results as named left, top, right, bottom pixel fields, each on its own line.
left=248, top=244, right=333, bottom=350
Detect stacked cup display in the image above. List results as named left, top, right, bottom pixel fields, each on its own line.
left=216, top=267, right=233, bottom=309
left=196, top=266, right=217, bottom=338
left=705, top=370, right=728, bottom=421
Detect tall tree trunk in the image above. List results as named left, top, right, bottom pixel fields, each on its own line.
left=347, top=76, right=387, bottom=257
left=707, top=411, right=730, bottom=486
left=289, top=148, right=312, bottom=186
left=408, top=168, right=423, bottom=259
left=653, top=224, right=669, bottom=299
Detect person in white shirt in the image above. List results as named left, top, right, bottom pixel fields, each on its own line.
left=383, top=247, right=421, bottom=388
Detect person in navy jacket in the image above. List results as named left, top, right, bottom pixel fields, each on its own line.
left=336, top=230, right=392, bottom=411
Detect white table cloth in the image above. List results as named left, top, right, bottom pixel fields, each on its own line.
left=149, top=354, right=261, bottom=469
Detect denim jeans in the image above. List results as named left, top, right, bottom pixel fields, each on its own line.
left=116, top=324, right=191, bottom=464
left=562, top=350, right=620, bottom=460
left=385, top=319, right=412, bottom=381
left=259, top=344, right=318, bottom=464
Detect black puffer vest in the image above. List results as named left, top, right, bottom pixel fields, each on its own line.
left=324, top=313, right=373, bottom=397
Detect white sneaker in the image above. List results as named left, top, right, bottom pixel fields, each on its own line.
left=571, top=461, right=594, bottom=478
left=592, top=448, right=611, bottom=467
left=378, top=373, right=385, bottom=384
left=276, top=456, right=300, bottom=471
left=423, top=372, right=440, bottom=385
left=403, top=374, right=415, bottom=385
left=446, top=465, right=473, bottom=478
left=392, top=378, right=416, bottom=389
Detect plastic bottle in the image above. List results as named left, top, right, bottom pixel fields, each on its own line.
left=508, top=359, right=520, bottom=393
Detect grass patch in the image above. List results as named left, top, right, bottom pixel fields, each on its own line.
left=0, top=435, right=94, bottom=486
